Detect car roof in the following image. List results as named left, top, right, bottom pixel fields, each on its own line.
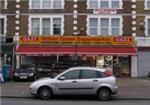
left=68, top=66, right=106, bottom=72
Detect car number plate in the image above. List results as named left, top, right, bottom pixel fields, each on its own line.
left=20, top=76, right=27, bottom=79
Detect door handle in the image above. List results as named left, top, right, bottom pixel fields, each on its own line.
left=93, top=80, right=98, bottom=82
left=72, top=81, right=77, bottom=83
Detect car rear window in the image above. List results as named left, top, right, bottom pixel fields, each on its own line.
left=97, top=71, right=110, bottom=78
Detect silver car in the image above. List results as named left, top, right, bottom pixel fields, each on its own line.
left=30, top=67, right=118, bottom=101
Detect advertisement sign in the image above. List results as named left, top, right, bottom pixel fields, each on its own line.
left=19, top=36, right=135, bottom=46
left=93, top=9, right=117, bottom=14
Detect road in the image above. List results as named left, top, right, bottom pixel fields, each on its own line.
left=1, top=98, right=150, bottom=105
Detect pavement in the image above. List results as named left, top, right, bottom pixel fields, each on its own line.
left=1, top=78, right=150, bottom=100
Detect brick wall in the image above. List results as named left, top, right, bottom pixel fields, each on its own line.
left=1, top=0, right=149, bottom=37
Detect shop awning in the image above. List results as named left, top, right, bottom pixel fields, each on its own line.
left=15, top=46, right=137, bottom=56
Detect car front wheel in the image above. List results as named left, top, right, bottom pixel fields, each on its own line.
left=38, top=87, right=52, bottom=100
left=97, top=88, right=111, bottom=101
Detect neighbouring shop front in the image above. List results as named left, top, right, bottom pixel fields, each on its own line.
left=137, top=48, right=150, bottom=77
left=15, top=36, right=137, bottom=77
left=0, top=37, right=14, bottom=66
left=136, top=37, right=150, bottom=77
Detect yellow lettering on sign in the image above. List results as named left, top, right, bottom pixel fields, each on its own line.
left=19, top=36, right=135, bottom=46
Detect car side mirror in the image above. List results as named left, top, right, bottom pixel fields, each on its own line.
left=59, top=76, right=66, bottom=80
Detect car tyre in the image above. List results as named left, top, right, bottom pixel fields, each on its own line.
left=97, top=87, right=111, bottom=101
left=38, top=87, right=52, bottom=100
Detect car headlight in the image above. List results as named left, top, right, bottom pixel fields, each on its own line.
left=14, top=73, right=19, bottom=76
left=28, top=73, right=34, bottom=76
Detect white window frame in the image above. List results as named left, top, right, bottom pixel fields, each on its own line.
left=0, top=15, right=7, bottom=36
left=28, top=15, right=64, bottom=36
left=87, top=0, right=123, bottom=9
left=29, top=0, right=64, bottom=9
left=145, top=16, right=150, bottom=36
left=87, top=15, right=123, bottom=36
left=4, top=0, right=7, bottom=9
left=145, top=0, right=150, bottom=10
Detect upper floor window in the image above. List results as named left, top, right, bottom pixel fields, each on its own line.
left=87, top=16, right=122, bottom=36
left=0, top=0, right=7, bottom=9
left=148, top=19, right=150, bottom=36
left=87, top=0, right=122, bottom=9
left=145, top=0, right=150, bottom=9
left=0, top=16, right=6, bottom=36
left=29, top=0, right=64, bottom=9
left=29, top=15, right=64, bottom=36
left=145, top=17, right=150, bottom=36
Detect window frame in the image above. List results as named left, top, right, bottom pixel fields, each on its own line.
left=0, top=15, right=7, bottom=36
left=145, top=0, right=150, bottom=10
left=29, top=0, right=64, bottom=9
left=1, top=0, right=7, bottom=9
left=89, top=18, right=98, bottom=35
left=28, top=15, right=64, bottom=36
left=87, top=0, right=123, bottom=9
left=145, top=16, right=150, bottom=36
left=87, top=15, right=122, bottom=36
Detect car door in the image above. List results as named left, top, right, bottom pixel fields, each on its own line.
left=79, top=69, right=100, bottom=94
left=53, top=70, right=81, bottom=95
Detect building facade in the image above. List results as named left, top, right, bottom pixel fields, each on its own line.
left=0, top=0, right=149, bottom=77
left=136, top=0, right=150, bottom=77
left=0, top=0, right=14, bottom=68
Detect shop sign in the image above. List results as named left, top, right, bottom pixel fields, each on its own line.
left=93, top=9, right=117, bottom=14
left=0, top=37, right=13, bottom=43
left=19, top=36, right=135, bottom=46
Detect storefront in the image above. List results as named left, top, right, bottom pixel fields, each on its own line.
left=0, top=37, right=13, bottom=66
left=15, top=36, right=137, bottom=77
left=136, top=37, right=150, bottom=77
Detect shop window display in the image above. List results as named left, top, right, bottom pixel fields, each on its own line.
left=119, top=57, right=130, bottom=77
left=96, top=56, right=130, bottom=77
left=96, top=56, right=113, bottom=73
left=113, top=56, right=130, bottom=77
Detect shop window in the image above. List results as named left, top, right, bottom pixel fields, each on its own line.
left=113, top=56, right=130, bottom=77
left=88, top=16, right=122, bottom=36
left=96, top=56, right=113, bottom=73
left=29, top=0, right=64, bottom=9
left=120, top=57, right=130, bottom=77
left=87, top=0, right=122, bottom=9
left=29, top=15, right=64, bottom=36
